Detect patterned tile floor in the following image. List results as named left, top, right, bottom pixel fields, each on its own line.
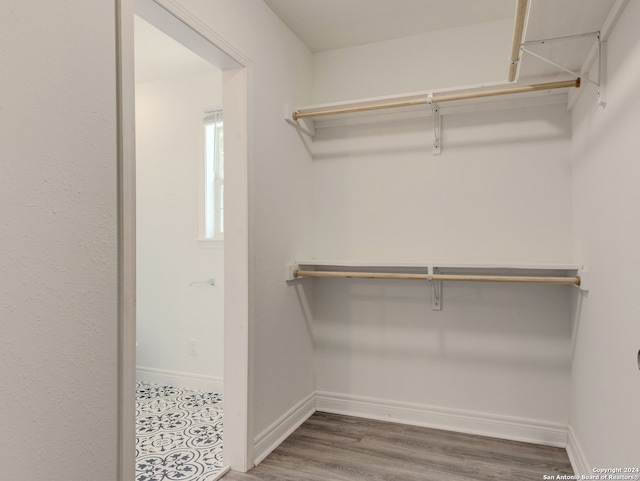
left=136, top=382, right=227, bottom=481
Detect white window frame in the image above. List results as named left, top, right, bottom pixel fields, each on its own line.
left=198, top=110, right=224, bottom=247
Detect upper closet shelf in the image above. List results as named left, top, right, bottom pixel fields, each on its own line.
left=285, top=77, right=580, bottom=154
left=286, top=78, right=579, bottom=132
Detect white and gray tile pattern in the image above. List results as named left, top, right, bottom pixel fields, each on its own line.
left=136, top=383, right=225, bottom=481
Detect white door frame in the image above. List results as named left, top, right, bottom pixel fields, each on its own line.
left=116, top=0, right=253, bottom=478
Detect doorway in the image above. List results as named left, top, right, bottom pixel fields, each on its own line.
left=134, top=13, right=225, bottom=393
left=134, top=14, right=226, bottom=478
left=118, top=0, right=252, bottom=478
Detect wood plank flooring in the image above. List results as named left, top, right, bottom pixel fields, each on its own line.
left=222, top=412, right=574, bottom=481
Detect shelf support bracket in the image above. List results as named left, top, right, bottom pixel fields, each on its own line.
left=521, top=31, right=601, bottom=88
left=577, top=269, right=590, bottom=292
left=428, top=266, right=442, bottom=310
left=284, top=104, right=315, bottom=138
left=596, top=39, right=607, bottom=107
left=427, top=94, right=441, bottom=155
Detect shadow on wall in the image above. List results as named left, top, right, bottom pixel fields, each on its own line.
left=311, top=278, right=573, bottom=368
left=310, top=103, right=571, bottom=160
left=303, top=276, right=574, bottom=422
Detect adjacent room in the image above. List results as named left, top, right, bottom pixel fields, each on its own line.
left=133, top=14, right=227, bottom=480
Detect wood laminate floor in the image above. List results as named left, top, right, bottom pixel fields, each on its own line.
left=222, top=412, right=573, bottom=481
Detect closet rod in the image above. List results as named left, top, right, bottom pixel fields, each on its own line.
left=292, top=78, right=579, bottom=120
left=508, top=0, right=529, bottom=82
left=293, top=269, right=580, bottom=286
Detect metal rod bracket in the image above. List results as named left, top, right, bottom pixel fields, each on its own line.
left=429, top=267, right=442, bottom=310
left=597, top=39, right=606, bottom=108
left=285, top=104, right=315, bottom=137
left=577, top=269, right=590, bottom=292
left=427, top=94, right=441, bottom=155
left=286, top=263, right=302, bottom=281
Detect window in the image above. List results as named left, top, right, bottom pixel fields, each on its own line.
left=203, top=111, right=224, bottom=240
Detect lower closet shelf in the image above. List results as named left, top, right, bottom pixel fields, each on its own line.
left=285, top=260, right=587, bottom=310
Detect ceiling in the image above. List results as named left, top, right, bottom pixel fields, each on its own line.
left=134, top=1, right=617, bottom=85
left=263, top=0, right=516, bottom=52
left=264, top=0, right=616, bottom=83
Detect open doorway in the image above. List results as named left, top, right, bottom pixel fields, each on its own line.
left=134, top=14, right=224, bottom=395
left=118, top=0, right=252, bottom=478
left=133, top=14, right=227, bottom=479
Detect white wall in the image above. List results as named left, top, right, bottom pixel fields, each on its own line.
left=0, top=1, right=119, bottom=479
left=312, top=19, right=513, bottom=103
left=172, top=0, right=316, bottom=446
left=309, top=22, right=575, bottom=443
left=135, top=70, right=225, bottom=391
left=569, top=0, right=640, bottom=469
left=312, top=105, right=573, bottom=263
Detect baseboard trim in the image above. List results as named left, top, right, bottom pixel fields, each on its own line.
left=209, top=465, right=231, bottom=480
left=136, top=366, right=223, bottom=393
left=253, top=392, right=316, bottom=466
left=315, top=391, right=568, bottom=448
left=567, top=425, right=589, bottom=476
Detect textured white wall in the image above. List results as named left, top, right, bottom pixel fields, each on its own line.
left=569, top=0, right=640, bottom=468
left=135, top=71, right=225, bottom=388
left=312, top=104, right=573, bottom=264
left=309, top=25, right=574, bottom=437
left=311, top=106, right=574, bottom=432
left=312, top=19, right=513, bottom=103
left=0, top=1, right=119, bottom=479
left=174, top=0, right=316, bottom=438
left=314, top=280, right=573, bottom=422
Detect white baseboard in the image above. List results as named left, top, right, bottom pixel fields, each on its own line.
left=567, top=425, right=589, bottom=476
left=136, top=366, right=223, bottom=394
left=253, top=392, right=316, bottom=466
left=209, top=466, right=230, bottom=480
left=315, top=391, right=568, bottom=448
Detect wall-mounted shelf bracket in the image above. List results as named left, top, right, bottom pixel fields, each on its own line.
left=428, top=266, right=442, bottom=310
left=577, top=269, right=590, bottom=292
left=284, top=104, right=315, bottom=138
left=286, top=262, right=302, bottom=282
left=427, top=94, right=441, bottom=155
left=521, top=31, right=601, bottom=88
left=595, top=39, right=606, bottom=108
